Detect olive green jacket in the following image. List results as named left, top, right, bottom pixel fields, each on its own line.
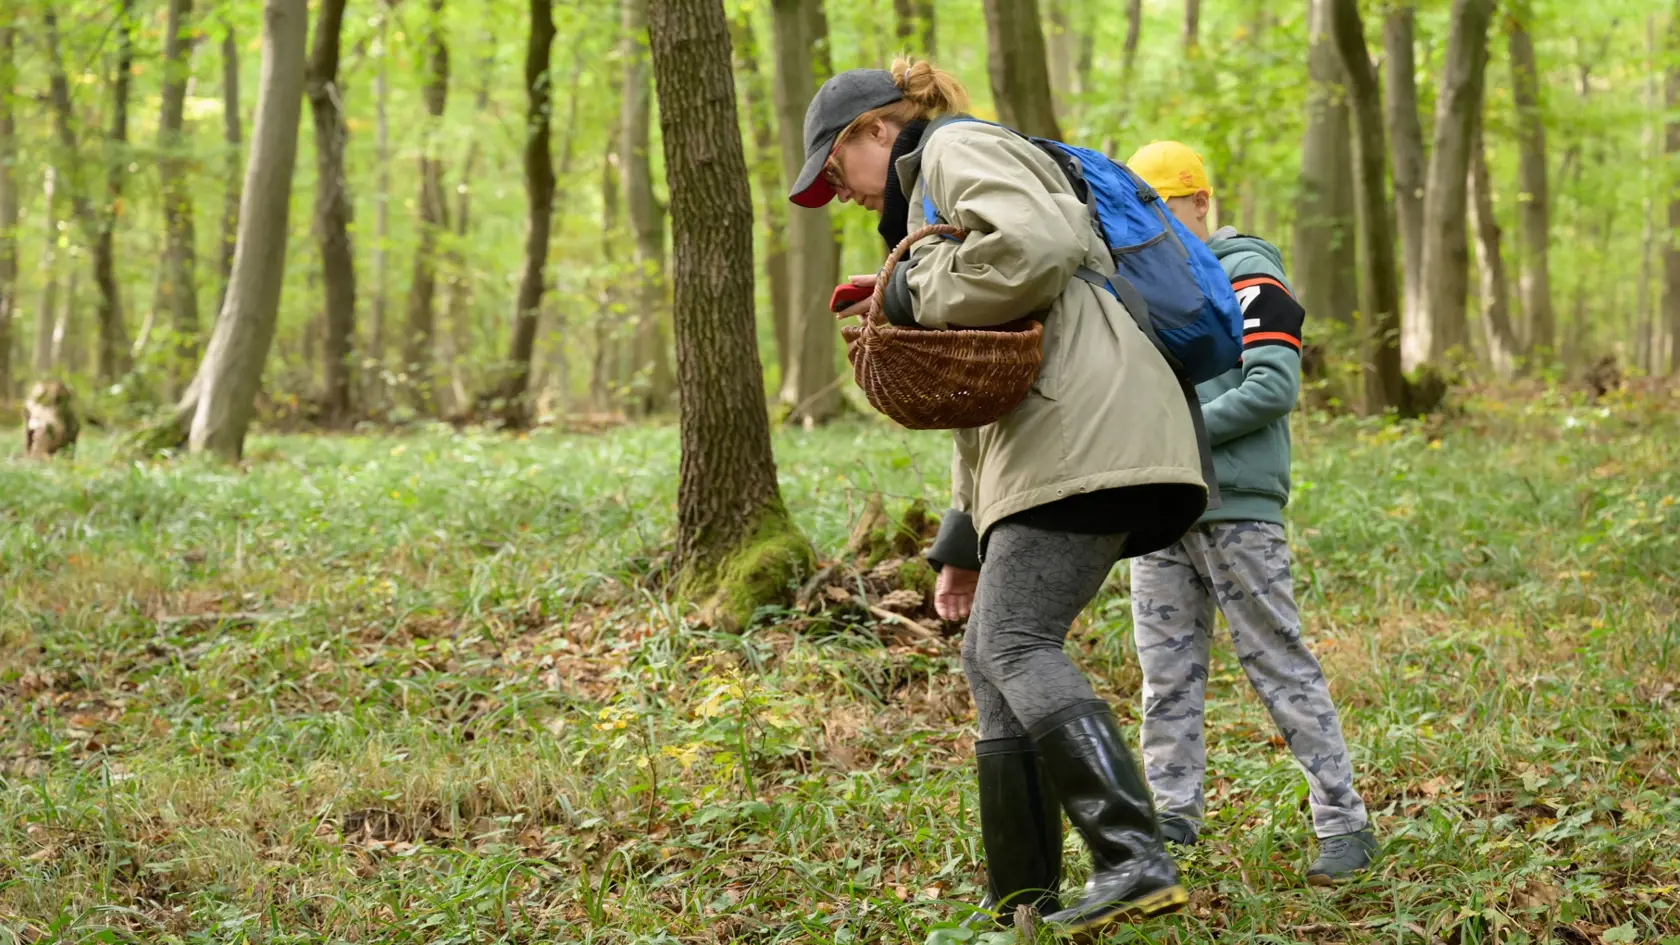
left=898, top=119, right=1207, bottom=562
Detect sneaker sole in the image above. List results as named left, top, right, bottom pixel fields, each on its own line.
left=1061, top=883, right=1190, bottom=937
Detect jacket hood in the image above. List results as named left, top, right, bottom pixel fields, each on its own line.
left=1205, top=227, right=1286, bottom=274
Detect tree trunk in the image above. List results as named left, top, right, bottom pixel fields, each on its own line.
left=95, top=0, right=136, bottom=381
left=772, top=0, right=841, bottom=423
left=308, top=0, right=357, bottom=424
left=1294, top=0, right=1357, bottom=327
left=1328, top=0, right=1406, bottom=414
left=1117, top=0, right=1142, bottom=130
left=188, top=0, right=309, bottom=458
left=622, top=0, right=674, bottom=415
left=592, top=127, right=621, bottom=413
left=0, top=21, right=15, bottom=398
left=1410, top=0, right=1495, bottom=370
left=1383, top=4, right=1426, bottom=335
left=1184, top=0, right=1201, bottom=54
left=402, top=0, right=449, bottom=409
left=1507, top=0, right=1553, bottom=361
left=1668, top=0, right=1680, bottom=374
left=893, top=0, right=936, bottom=56
left=982, top=0, right=1062, bottom=140
left=645, top=0, right=805, bottom=605
left=1637, top=15, right=1657, bottom=375
left=1469, top=114, right=1519, bottom=377
left=219, top=17, right=242, bottom=318
left=441, top=47, right=491, bottom=414
left=54, top=269, right=79, bottom=374
left=498, top=0, right=556, bottom=426
left=730, top=6, right=792, bottom=385
left=370, top=3, right=390, bottom=371
left=156, top=0, right=199, bottom=386
left=1046, top=0, right=1074, bottom=117
left=33, top=167, right=57, bottom=375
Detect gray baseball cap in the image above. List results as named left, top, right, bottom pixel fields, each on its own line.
left=788, top=69, right=903, bottom=208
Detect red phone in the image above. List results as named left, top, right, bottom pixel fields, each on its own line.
left=830, top=282, right=874, bottom=313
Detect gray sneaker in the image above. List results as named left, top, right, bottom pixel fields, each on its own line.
left=1306, top=828, right=1378, bottom=885
left=1158, top=815, right=1198, bottom=847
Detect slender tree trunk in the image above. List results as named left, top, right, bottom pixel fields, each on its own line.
left=1117, top=0, right=1143, bottom=130
left=441, top=47, right=491, bottom=414
left=1668, top=0, right=1680, bottom=374
left=1637, top=15, right=1657, bottom=375
left=772, top=0, right=841, bottom=422
left=308, top=0, right=357, bottom=424
left=188, top=0, right=309, bottom=458
left=370, top=2, right=391, bottom=372
left=54, top=269, right=79, bottom=374
left=33, top=168, right=57, bottom=375
left=893, top=0, right=936, bottom=56
left=645, top=0, right=803, bottom=590
left=1046, top=0, right=1074, bottom=118
left=1469, top=114, right=1519, bottom=377
left=156, top=0, right=199, bottom=386
left=621, top=0, right=674, bottom=415
left=1383, top=4, right=1426, bottom=336
left=1507, top=0, right=1553, bottom=361
left=1295, top=0, right=1358, bottom=327
left=95, top=0, right=136, bottom=381
left=498, top=0, right=556, bottom=425
left=730, top=6, right=792, bottom=385
left=219, top=17, right=242, bottom=317
left=1184, top=0, right=1201, bottom=54
left=982, top=0, right=1062, bottom=140
left=404, top=0, right=449, bottom=409
left=1328, top=0, right=1406, bottom=414
left=0, top=21, right=15, bottom=398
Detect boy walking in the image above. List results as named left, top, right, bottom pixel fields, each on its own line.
left=1123, top=141, right=1377, bottom=884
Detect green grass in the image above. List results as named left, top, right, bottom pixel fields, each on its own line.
left=2, top=387, right=1678, bottom=945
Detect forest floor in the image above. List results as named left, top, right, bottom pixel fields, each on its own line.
left=2, top=386, right=1678, bottom=945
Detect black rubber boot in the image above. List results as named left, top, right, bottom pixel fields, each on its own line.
left=1031, top=703, right=1189, bottom=935
left=961, top=736, right=1063, bottom=928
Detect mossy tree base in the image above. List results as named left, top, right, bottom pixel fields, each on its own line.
left=682, top=504, right=815, bottom=630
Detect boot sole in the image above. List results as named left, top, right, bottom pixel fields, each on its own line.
left=1058, top=883, right=1190, bottom=936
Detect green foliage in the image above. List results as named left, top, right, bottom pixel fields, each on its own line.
left=2, top=390, right=1677, bottom=942
left=689, top=501, right=817, bottom=629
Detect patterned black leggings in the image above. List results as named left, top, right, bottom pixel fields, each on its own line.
left=961, top=522, right=1127, bottom=740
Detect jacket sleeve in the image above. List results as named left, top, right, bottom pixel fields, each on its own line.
left=926, top=442, right=981, bottom=572
left=1201, top=277, right=1305, bottom=446
left=903, top=131, right=1090, bottom=329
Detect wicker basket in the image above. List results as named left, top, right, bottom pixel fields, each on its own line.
left=839, top=224, right=1044, bottom=430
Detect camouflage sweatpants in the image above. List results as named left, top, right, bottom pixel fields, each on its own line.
left=1129, top=521, right=1368, bottom=839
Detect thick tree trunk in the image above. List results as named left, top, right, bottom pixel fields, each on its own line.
left=982, top=0, right=1062, bottom=141
left=1507, top=0, right=1553, bottom=361
left=621, top=0, right=674, bottom=415
left=646, top=0, right=803, bottom=597
left=308, top=0, right=357, bottom=424
left=1469, top=115, right=1519, bottom=377
left=730, top=6, right=792, bottom=385
left=1183, top=0, right=1201, bottom=53
left=157, top=0, right=199, bottom=385
left=0, top=22, right=15, bottom=398
left=772, top=0, right=841, bottom=423
left=1383, top=4, right=1426, bottom=335
left=1328, top=0, right=1406, bottom=414
left=1294, top=0, right=1357, bottom=327
left=33, top=168, right=57, bottom=375
left=1410, top=0, right=1495, bottom=370
left=893, top=0, right=936, bottom=56
left=403, top=0, right=449, bottom=409
left=188, top=0, right=309, bottom=458
left=370, top=3, right=390, bottom=370
left=1668, top=1, right=1680, bottom=374
left=498, top=0, right=556, bottom=426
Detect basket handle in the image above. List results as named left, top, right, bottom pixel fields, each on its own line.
left=839, top=223, right=966, bottom=337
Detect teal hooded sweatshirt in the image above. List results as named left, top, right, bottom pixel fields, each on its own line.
left=1195, top=227, right=1306, bottom=525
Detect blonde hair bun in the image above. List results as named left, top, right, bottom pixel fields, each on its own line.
left=891, top=58, right=970, bottom=115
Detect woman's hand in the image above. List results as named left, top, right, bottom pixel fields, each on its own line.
left=839, top=273, right=878, bottom=319
left=934, top=565, right=979, bottom=621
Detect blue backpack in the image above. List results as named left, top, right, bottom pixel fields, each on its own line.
left=920, top=121, right=1244, bottom=385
